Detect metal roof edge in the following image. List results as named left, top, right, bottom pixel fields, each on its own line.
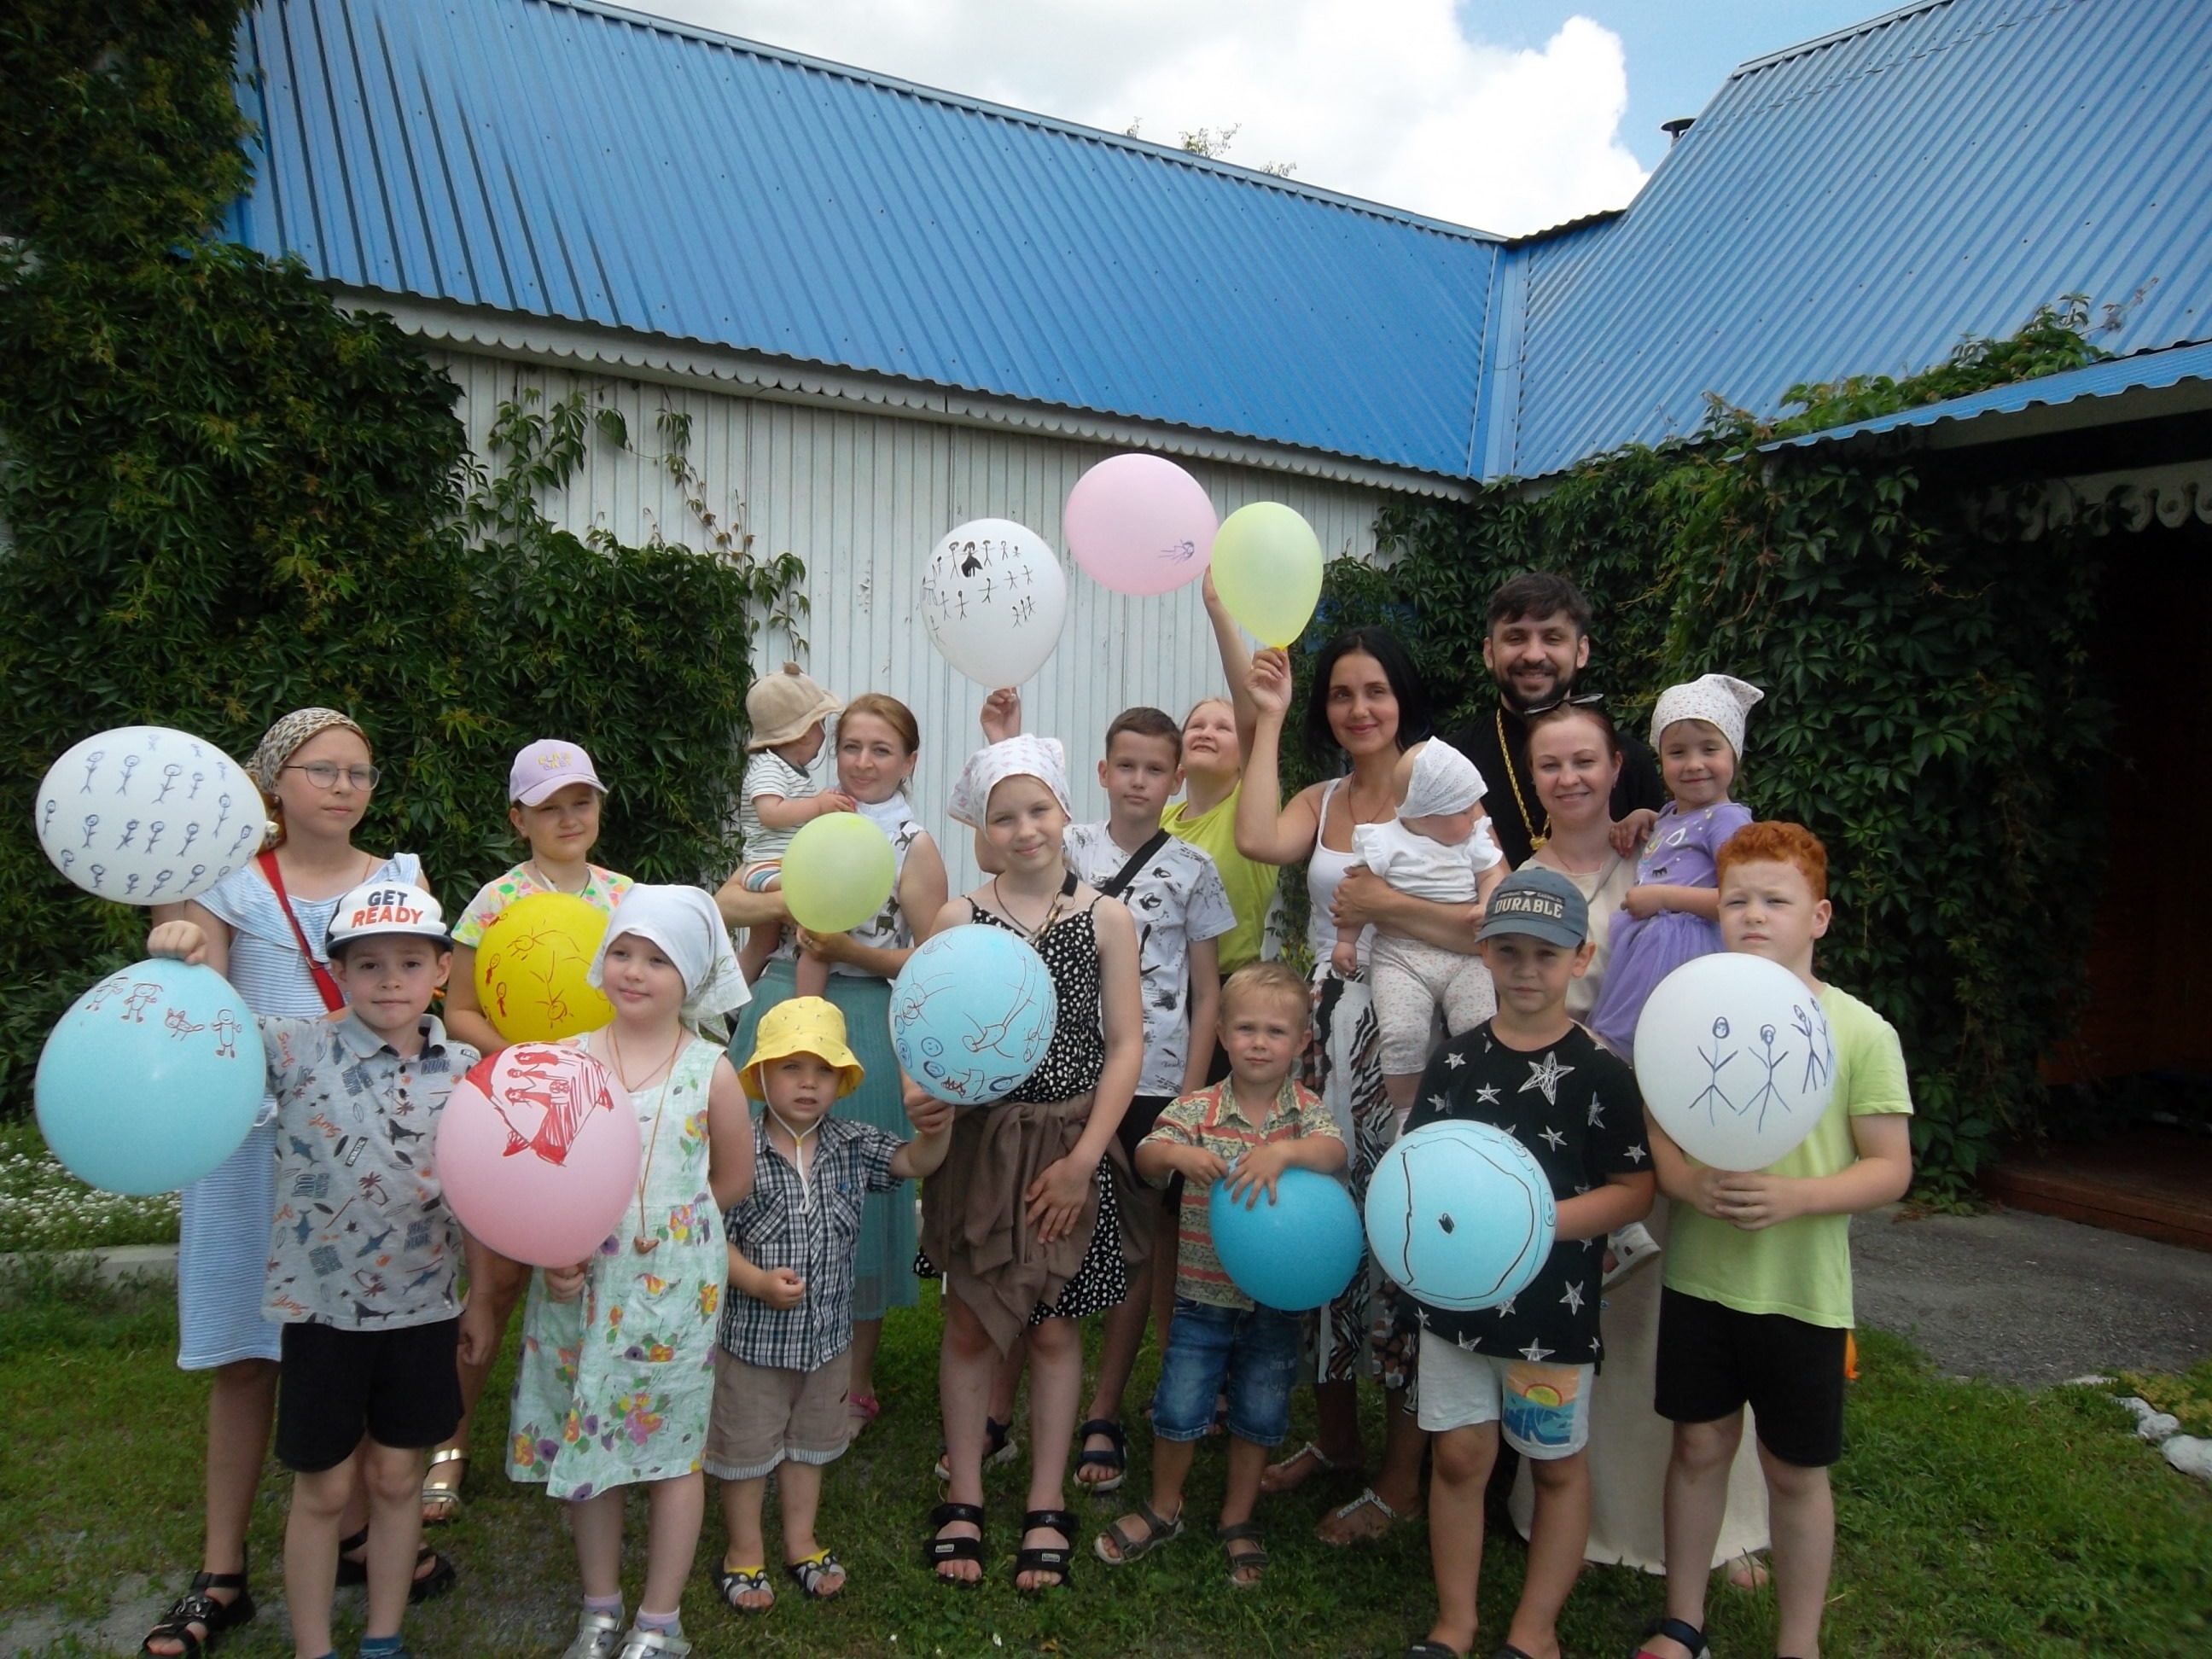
left=1728, top=0, right=1957, bottom=78
left=542, top=0, right=1505, bottom=245
left=337, top=289, right=1476, bottom=501
left=1758, top=338, right=2212, bottom=452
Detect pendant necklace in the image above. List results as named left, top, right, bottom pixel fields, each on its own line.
left=1496, top=708, right=1550, bottom=850
left=527, top=859, right=586, bottom=896
left=992, top=870, right=1074, bottom=941
left=608, top=1027, right=688, bottom=1254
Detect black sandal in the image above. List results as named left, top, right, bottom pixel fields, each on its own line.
left=1014, top=1508, right=1076, bottom=1591
left=141, top=1567, right=256, bottom=1657
left=932, top=1414, right=1017, bottom=1483
left=1219, top=1521, right=1269, bottom=1587
left=335, top=1528, right=457, bottom=1602
left=1631, top=1618, right=1710, bottom=1659
left=924, top=1501, right=986, bottom=1587
left=1074, top=1417, right=1126, bottom=1494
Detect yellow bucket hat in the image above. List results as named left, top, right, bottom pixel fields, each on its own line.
left=739, top=996, right=866, bottom=1101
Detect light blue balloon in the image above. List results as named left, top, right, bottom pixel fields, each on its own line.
left=1365, top=1120, right=1556, bottom=1312
left=1208, top=1166, right=1363, bottom=1312
left=36, top=958, right=265, bottom=1195
left=889, top=924, right=1058, bottom=1105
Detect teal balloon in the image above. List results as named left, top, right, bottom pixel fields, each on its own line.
left=37, top=958, right=265, bottom=1195
left=1208, top=1167, right=1363, bottom=1312
left=889, top=925, right=1057, bottom=1105
left=1365, top=1120, right=1555, bottom=1312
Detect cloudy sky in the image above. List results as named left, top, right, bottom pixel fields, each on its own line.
left=633, top=0, right=1883, bottom=236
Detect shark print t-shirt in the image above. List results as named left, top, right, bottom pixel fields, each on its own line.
left=1404, top=1021, right=1647, bottom=1368
left=1063, top=823, right=1237, bottom=1096
left=259, top=1010, right=477, bottom=1330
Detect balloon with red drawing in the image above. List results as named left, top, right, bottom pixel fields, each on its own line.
left=436, top=1042, right=641, bottom=1266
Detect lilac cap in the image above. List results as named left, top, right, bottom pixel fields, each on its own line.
left=509, top=739, right=606, bottom=806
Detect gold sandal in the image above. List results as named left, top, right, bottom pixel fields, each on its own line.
left=420, top=1447, right=468, bottom=1524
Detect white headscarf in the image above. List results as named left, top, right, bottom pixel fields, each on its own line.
left=1650, top=673, right=1765, bottom=759
left=587, top=885, right=750, bottom=1031
left=947, top=735, right=1073, bottom=829
left=1400, top=738, right=1486, bottom=819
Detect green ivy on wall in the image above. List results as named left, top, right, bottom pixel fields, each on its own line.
left=1298, top=303, right=2116, bottom=1194
left=0, top=1, right=802, bottom=1113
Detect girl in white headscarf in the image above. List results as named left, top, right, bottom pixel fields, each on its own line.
left=1586, top=673, right=1764, bottom=1064
left=1332, top=736, right=1510, bottom=1118
left=917, top=736, right=1144, bottom=1593
left=480, top=886, right=754, bottom=1659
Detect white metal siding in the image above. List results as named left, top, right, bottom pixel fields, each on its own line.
left=433, top=352, right=1391, bottom=890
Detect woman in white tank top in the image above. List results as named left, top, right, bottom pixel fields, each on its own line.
left=1231, top=626, right=1487, bottom=1546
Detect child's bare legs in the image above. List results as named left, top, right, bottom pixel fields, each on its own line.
left=1097, top=1431, right=1197, bottom=1563
left=1503, top=1448, right=1591, bottom=1659
left=1018, top=1314, right=1083, bottom=1588
left=286, top=1441, right=421, bottom=1657
left=718, top=1475, right=775, bottom=1610
left=425, top=1264, right=527, bottom=1521
left=735, top=870, right=783, bottom=986
left=572, top=1475, right=704, bottom=1627
left=1221, top=1435, right=1271, bottom=1585
left=1079, top=1201, right=1159, bottom=1484
left=1382, top=1072, right=1420, bottom=1116
left=933, top=1290, right=997, bottom=1583
left=148, top=1359, right=279, bottom=1656
left=848, top=1317, right=885, bottom=1410
left=1761, top=1443, right=1834, bottom=1659
left=771, top=1460, right=844, bottom=1595
left=987, top=1329, right=1029, bottom=1425
left=1646, top=1414, right=1743, bottom=1659
left=1425, top=1422, right=1499, bottom=1654
left=1315, top=1387, right=1426, bottom=1542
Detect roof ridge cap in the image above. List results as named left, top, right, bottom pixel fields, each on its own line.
left=540, top=0, right=1505, bottom=242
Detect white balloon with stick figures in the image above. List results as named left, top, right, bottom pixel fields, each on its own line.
left=1633, top=953, right=1837, bottom=1171
left=918, top=518, right=1068, bottom=687
left=1365, top=1119, right=1557, bottom=1312
left=35, top=725, right=267, bottom=905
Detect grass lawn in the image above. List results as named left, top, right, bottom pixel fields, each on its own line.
left=2, top=1267, right=2206, bottom=1658
left=0, top=1118, right=180, bottom=1254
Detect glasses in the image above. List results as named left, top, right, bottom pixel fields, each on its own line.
left=284, top=762, right=381, bottom=791
left=1521, top=690, right=1608, bottom=718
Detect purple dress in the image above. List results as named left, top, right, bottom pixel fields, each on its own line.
left=1586, top=800, right=1752, bottom=1062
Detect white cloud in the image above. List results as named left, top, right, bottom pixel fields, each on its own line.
left=632, top=1, right=1649, bottom=236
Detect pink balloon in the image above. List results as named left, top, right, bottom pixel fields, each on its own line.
left=1063, top=454, right=1219, bottom=597
left=436, top=1044, right=641, bottom=1268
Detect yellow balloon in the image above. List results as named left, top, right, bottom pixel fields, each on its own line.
left=474, top=893, right=614, bottom=1043
left=1209, top=501, right=1324, bottom=647
left=782, top=812, right=897, bottom=934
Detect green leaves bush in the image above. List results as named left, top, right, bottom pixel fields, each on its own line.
left=1302, top=306, right=2114, bottom=1192
left=0, top=0, right=799, bottom=1115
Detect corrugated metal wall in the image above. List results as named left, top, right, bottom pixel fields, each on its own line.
left=433, top=351, right=1388, bottom=890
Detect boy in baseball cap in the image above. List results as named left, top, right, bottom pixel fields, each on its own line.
left=148, top=879, right=476, bottom=1659
left=1399, top=865, right=1656, bottom=1659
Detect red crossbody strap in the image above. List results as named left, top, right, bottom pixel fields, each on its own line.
left=257, top=848, right=348, bottom=1013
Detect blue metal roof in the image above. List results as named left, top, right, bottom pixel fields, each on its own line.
left=1496, top=0, right=2212, bottom=479
left=223, top=0, right=1499, bottom=480
left=1759, top=337, right=2212, bottom=450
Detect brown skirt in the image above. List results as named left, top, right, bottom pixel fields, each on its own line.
left=919, top=1095, right=1132, bottom=1354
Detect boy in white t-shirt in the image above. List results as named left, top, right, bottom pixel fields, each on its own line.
left=1333, top=736, right=1507, bottom=1116
left=735, top=662, right=852, bottom=992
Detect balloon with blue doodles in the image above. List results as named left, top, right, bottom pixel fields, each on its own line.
left=38, top=958, right=265, bottom=1194
left=889, top=924, right=1058, bottom=1105
left=1365, top=1120, right=1555, bottom=1312
left=1633, top=953, right=1836, bottom=1172
left=34, top=726, right=267, bottom=905
left=1208, top=1167, right=1363, bottom=1311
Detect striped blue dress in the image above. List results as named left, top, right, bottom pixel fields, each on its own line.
left=175, top=852, right=422, bottom=1371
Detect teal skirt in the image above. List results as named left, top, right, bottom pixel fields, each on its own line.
left=727, top=958, right=918, bottom=1320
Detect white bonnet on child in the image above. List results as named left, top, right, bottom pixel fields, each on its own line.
left=1400, top=738, right=1487, bottom=819
left=587, top=885, right=751, bottom=1030
left=1649, top=674, right=1764, bottom=759
left=947, top=735, right=1073, bottom=828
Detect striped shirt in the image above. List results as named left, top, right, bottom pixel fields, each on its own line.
left=1141, top=1077, right=1342, bottom=1310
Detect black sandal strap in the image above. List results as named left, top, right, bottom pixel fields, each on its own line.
left=928, top=1501, right=986, bottom=1527
left=1638, top=1617, right=1709, bottom=1657
left=1216, top=1521, right=1265, bottom=1544
left=1022, top=1508, right=1078, bottom=1535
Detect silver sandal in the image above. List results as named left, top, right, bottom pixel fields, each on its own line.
left=614, top=1628, right=691, bottom=1658
left=561, top=1610, right=625, bottom=1659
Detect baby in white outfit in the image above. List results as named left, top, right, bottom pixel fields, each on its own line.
left=1332, top=737, right=1507, bottom=1116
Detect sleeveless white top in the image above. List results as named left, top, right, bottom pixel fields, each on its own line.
left=1305, top=777, right=1373, bottom=968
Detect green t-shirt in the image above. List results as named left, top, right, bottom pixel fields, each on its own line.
left=1162, top=783, right=1280, bottom=975
left=1662, top=983, right=1912, bottom=1329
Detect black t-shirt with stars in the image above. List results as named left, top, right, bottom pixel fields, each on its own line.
left=1404, top=1020, right=1648, bottom=1368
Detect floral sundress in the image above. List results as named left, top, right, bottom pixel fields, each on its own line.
left=505, top=1033, right=723, bottom=1499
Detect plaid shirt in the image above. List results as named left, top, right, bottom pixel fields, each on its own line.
left=1140, top=1077, right=1342, bottom=1310
left=718, top=1114, right=904, bottom=1371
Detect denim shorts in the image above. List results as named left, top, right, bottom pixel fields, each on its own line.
left=1150, top=1298, right=1302, bottom=1447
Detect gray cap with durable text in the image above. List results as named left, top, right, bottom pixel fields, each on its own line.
left=1476, top=864, right=1589, bottom=947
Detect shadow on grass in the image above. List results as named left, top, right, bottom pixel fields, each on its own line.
left=0, top=1287, right=2205, bottom=1656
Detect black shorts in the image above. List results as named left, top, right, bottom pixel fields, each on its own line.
left=1653, top=1286, right=1848, bottom=1469
left=276, top=1318, right=463, bottom=1473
